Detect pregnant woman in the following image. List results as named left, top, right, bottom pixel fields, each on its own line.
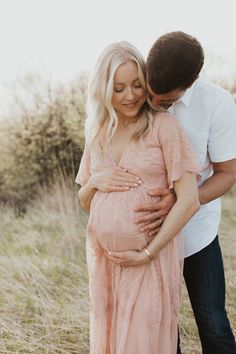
left=76, top=41, right=200, bottom=354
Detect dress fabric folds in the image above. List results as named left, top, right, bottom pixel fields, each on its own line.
left=76, top=113, right=200, bottom=354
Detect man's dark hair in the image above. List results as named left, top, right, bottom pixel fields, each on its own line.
left=146, top=31, right=204, bottom=94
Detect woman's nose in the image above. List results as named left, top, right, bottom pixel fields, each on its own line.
left=125, top=87, right=135, bottom=100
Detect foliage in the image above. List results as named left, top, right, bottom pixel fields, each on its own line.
left=0, top=73, right=88, bottom=209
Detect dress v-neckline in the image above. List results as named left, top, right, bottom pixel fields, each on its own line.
left=108, top=139, right=131, bottom=167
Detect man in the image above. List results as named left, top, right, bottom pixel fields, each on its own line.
left=136, top=31, right=236, bottom=353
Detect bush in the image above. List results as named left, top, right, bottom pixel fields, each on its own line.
left=0, top=73, right=88, bottom=210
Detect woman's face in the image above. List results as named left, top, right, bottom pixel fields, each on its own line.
left=112, top=61, right=146, bottom=121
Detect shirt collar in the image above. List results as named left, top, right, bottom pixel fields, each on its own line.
left=177, top=80, right=197, bottom=107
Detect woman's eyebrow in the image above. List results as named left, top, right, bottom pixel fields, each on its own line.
left=114, top=78, right=140, bottom=85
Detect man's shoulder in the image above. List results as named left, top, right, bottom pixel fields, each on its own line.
left=194, top=77, right=233, bottom=103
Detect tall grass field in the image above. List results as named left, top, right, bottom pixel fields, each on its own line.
left=0, top=176, right=235, bottom=353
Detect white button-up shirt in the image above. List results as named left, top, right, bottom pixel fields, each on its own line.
left=169, top=77, right=236, bottom=257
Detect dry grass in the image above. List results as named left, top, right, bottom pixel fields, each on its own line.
left=179, top=188, right=236, bottom=353
left=0, top=176, right=89, bottom=353
left=0, top=180, right=235, bottom=353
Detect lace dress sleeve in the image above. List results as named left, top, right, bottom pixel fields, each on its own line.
left=75, top=141, right=91, bottom=186
left=158, top=113, right=201, bottom=188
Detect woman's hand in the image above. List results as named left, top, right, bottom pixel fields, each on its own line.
left=89, top=167, right=142, bottom=193
left=105, top=249, right=151, bottom=267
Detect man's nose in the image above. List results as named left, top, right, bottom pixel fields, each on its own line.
left=150, top=95, right=160, bottom=108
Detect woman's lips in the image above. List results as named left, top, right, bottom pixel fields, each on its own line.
left=123, top=101, right=138, bottom=109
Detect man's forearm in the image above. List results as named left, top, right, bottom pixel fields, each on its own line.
left=199, top=171, right=235, bottom=204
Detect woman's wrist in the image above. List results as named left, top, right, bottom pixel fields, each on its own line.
left=144, top=247, right=154, bottom=261
left=140, top=247, right=154, bottom=262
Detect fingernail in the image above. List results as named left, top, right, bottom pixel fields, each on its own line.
left=138, top=180, right=142, bottom=184
left=133, top=183, right=138, bottom=187
left=108, top=251, right=111, bottom=255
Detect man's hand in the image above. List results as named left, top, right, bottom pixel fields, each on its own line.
left=134, top=188, right=176, bottom=236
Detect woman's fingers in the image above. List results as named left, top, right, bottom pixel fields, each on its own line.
left=98, top=167, right=142, bottom=191
left=108, top=251, right=126, bottom=258
left=108, top=178, right=142, bottom=189
left=116, top=177, right=142, bottom=184
left=107, top=256, right=124, bottom=264
left=94, top=167, right=143, bottom=192
left=108, top=185, right=131, bottom=192
left=105, top=251, right=126, bottom=264
left=116, top=176, right=142, bottom=185
left=116, top=168, right=142, bottom=181
left=113, top=181, right=139, bottom=187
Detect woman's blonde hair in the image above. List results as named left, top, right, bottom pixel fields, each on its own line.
left=85, top=41, right=154, bottom=152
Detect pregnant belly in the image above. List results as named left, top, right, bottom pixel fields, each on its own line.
left=88, top=188, right=159, bottom=252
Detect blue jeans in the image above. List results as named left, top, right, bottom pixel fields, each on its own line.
left=177, top=236, right=236, bottom=354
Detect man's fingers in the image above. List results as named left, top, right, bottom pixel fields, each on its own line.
left=147, top=227, right=161, bottom=237
left=134, top=203, right=161, bottom=212
left=140, top=217, right=165, bottom=232
left=135, top=210, right=166, bottom=224
left=148, top=187, right=170, bottom=197
left=155, top=198, right=174, bottom=212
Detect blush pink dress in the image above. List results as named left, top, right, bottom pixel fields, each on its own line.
left=76, top=112, right=200, bottom=354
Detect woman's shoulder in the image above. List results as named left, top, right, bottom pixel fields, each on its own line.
left=153, top=110, right=176, bottom=122
left=152, top=111, right=178, bottom=131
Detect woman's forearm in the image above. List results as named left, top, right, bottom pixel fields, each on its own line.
left=78, top=178, right=97, bottom=212
left=146, top=173, right=200, bottom=258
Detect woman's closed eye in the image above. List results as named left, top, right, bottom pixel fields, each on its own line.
left=114, top=85, right=142, bottom=93
left=114, top=88, right=124, bottom=93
